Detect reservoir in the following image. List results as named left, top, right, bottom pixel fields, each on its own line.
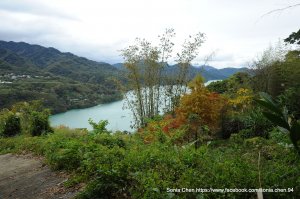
left=50, top=98, right=133, bottom=132
left=50, top=80, right=220, bottom=132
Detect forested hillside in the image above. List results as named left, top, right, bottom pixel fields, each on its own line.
left=0, top=41, right=122, bottom=113
left=0, top=41, right=122, bottom=84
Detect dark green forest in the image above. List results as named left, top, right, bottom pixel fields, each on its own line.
left=0, top=41, right=123, bottom=113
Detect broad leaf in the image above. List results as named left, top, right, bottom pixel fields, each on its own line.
left=255, top=98, right=282, bottom=116
left=263, top=111, right=290, bottom=130
left=277, top=126, right=289, bottom=134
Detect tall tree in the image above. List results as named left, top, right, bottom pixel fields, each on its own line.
left=121, top=29, right=205, bottom=128
left=250, top=41, right=288, bottom=93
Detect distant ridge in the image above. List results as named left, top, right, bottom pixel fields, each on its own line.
left=113, top=63, right=247, bottom=81
left=0, top=40, right=118, bottom=84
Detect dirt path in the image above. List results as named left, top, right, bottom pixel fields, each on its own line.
left=0, top=153, right=78, bottom=199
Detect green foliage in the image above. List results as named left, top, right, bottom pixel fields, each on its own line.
left=221, top=108, right=272, bottom=139
left=92, top=133, right=126, bottom=149
left=30, top=110, right=53, bottom=136
left=88, top=119, right=110, bottom=134
left=0, top=101, right=53, bottom=136
left=0, top=41, right=123, bottom=114
left=252, top=49, right=300, bottom=103
left=269, top=128, right=291, bottom=145
left=277, top=87, right=300, bottom=120
left=1, top=112, right=21, bottom=137
left=256, top=92, right=300, bottom=152
left=206, top=72, right=252, bottom=95
left=227, top=72, right=252, bottom=92
left=1, top=126, right=299, bottom=198
left=284, top=29, right=300, bottom=45
left=0, top=78, right=122, bottom=114
left=206, top=79, right=228, bottom=93
left=240, top=108, right=273, bottom=139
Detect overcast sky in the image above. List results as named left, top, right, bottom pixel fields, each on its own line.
left=0, top=0, right=299, bottom=68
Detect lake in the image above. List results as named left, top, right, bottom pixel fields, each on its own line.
left=50, top=98, right=134, bottom=132
left=50, top=80, right=220, bottom=132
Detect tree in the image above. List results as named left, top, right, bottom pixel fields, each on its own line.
left=285, top=29, right=300, bottom=45
left=11, top=101, right=53, bottom=136
left=121, top=29, right=205, bottom=128
left=250, top=41, right=289, bottom=93
left=176, top=75, right=227, bottom=146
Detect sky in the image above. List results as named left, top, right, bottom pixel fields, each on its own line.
left=0, top=0, right=299, bottom=68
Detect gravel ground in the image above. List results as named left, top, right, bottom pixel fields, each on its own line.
left=0, top=153, right=78, bottom=199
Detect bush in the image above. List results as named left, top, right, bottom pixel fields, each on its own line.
left=88, top=119, right=110, bottom=134
left=269, top=128, right=291, bottom=145
left=30, top=111, right=53, bottom=136
left=242, top=108, right=273, bottom=139
left=221, top=108, right=272, bottom=139
left=277, top=87, right=300, bottom=120
left=220, top=115, right=245, bottom=139
left=92, top=133, right=126, bottom=149
left=2, top=113, right=21, bottom=137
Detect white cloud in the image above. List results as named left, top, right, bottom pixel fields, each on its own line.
left=0, top=0, right=299, bottom=68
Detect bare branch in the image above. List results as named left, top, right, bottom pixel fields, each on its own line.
left=260, top=3, right=300, bottom=18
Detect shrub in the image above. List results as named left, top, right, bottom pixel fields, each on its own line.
left=242, top=108, right=273, bottom=139
left=92, top=133, right=126, bottom=149
left=220, top=115, right=245, bottom=139
left=277, top=87, right=300, bottom=120
left=206, top=79, right=228, bottom=93
left=2, top=113, right=21, bottom=137
left=221, top=108, right=272, bottom=139
left=30, top=111, right=53, bottom=136
left=256, top=92, right=300, bottom=152
left=228, top=88, right=254, bottom=112
left=88, top=119, right=110, bottom=134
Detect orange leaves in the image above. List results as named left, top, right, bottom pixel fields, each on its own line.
left=139, top=75, right=227, bottom=144
left=138, top=114, right=186, bottom=144
left=176, top=78, right=227, bottom=132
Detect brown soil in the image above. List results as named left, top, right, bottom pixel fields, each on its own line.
left=0, top=153, right=78, bottom=199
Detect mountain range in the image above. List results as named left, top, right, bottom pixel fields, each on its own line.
left=0, top=41, right=119, bottom=85
left=113, top=63, right=246, bottom=81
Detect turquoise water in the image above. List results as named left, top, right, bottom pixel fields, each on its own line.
left=50, top=98, right=134, bottom=132
left=50, top=80, right=220, bottom=132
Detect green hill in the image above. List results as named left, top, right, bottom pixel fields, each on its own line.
left=0, top=41, right=122, bottom=113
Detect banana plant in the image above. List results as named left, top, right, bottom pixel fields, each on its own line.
left=256, top=92, right=300, bottom=153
